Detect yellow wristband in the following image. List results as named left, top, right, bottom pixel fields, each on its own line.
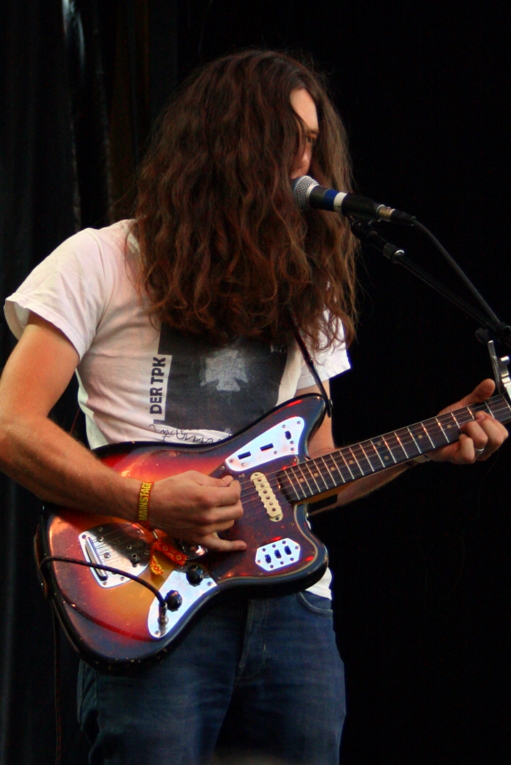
left=138, top=481, right=153, bottom=528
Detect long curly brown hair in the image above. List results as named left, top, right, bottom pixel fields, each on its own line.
left=133, top=49, right=358, bottom=351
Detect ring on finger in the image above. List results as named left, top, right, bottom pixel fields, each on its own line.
left=474, top=447, right=485, bottom=457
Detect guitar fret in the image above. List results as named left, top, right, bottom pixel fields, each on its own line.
left=281, top=471, right=301, bottom=502
left=358, top=442, right=376, bottom=472
left=392, top=433, right=408, bottom=462
left=448, top=411, right=462, bottom=427
left=318, top=455, right=336, bottom=485
left=425, top=417, right=448, bottom=449
left=396, top=434, right=411, bottom=457
left=354, top=443, right=382, bottom=472
left=405, top=426, right=423, bottom=457
left=419, top=421, right=436, bottom=448
left=488, top=397, right=511, bottom=418
left=326, top=453, right=352, bottom=485
left=436, top=417, right=449, bottom=441
left=303, top=463, right=326, bottom=493
left=390, top=432, right=411, bottom=460
left=409, top=424, right=429, bottom=453
left=323, top=453, right=351, bottom=486
left=366, top=439, right=386, bottom=468
left=346, top=445, right=367, bottom=477
left=372, top=437, right=397, bottom=467
left=438, top=412, right=460, bottom=439
left=317, top=456, right=339, bottom=487
left=288, top=459, right=333, bottom=500
left=485, top=400, right=499, bottom=417
left=364, top=443, right=386, bottom=471
left=289, top=464, right=315, bottom=499
left=405, top=430, right=422, bottom=454
left=338, top=450, right=356, bottom=480
left=383, top=435, right=399, bottom=463
left=321, top=452, right=359, bottom=487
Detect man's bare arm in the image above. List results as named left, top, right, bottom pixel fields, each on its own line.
left=0, top=314, right=246, bottom=551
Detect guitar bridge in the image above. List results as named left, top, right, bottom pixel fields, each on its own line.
left=79, top=523, right=150, bottom=588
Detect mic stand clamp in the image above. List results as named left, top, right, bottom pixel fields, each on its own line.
left=350, top=219, right=405, bottom=263
left=486, top=340, right=511, bottom=402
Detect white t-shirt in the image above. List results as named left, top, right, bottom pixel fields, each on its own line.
left=5, top=220, right=351, bottom=596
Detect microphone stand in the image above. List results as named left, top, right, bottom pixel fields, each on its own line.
left=350, top=218, right=511, bottom=399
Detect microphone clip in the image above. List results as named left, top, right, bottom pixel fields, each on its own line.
left=350, top=220, right=406, bottom=263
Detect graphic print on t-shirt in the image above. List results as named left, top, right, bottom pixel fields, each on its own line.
left=151, top=326, right=287, bottom=441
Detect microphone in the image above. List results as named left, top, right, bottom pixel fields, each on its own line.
left=292, top=175, right=415, bottom=225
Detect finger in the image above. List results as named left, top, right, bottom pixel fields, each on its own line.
left=215, top=485, right=242, bottom=508
left=191, top=472, right=239, bottom=490
left=455, top=433, right=477, bottom=464
left=192, top=488, right=243, bottom=517
left=463, top=412, right=509, bottom=459
left=193, top=475, right=242, bottom=506
left=197, top=533, right=247, bottom=553
left=461, top=420, right=489, bottom=449
left=473, top=410, right=509, bottom=439
left=456, top=378, right=496, bottom=408
left=191, top=516, right=240, bottom=536
left=439, top=379, right=496, bottom=417
left=208, top=503, right=244, bottom=528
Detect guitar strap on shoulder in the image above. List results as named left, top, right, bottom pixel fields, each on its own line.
left=290, top=317, right=333, bottom=418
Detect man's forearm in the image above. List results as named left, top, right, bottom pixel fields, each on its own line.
left=0, top=412, right=139, bottom=519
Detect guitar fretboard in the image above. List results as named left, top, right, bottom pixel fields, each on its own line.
left=280, top=394, right=511, bottom=503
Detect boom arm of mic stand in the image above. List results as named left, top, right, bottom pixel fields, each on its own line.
left=350, top=220, right=511, bottom=352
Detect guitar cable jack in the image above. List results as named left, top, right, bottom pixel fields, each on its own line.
left=158, top=604, right=168, bottom=631
left=39, top=556, right=172, bottom=635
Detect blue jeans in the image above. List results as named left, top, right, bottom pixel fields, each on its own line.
left=78, top=592, right=346, bottom=764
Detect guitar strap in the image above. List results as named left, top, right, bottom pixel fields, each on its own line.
left=290, top=318, right=333, bottom=418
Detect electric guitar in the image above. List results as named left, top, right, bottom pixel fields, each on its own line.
left=37, top=390, right=511, bottom=669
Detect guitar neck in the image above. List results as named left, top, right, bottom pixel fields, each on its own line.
left=281, top=393, right=511, bottom=504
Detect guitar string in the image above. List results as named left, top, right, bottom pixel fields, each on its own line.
left=72, top=395, right=511, bottom=553
left=222, top=396, right=492, bottom=508
left=256, top=395, right=511, bottom=502
left=106, top=395, right=511, bottom=528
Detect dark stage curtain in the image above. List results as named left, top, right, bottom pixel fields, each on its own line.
left=0, top=1, right=155, bottom=762
left=1, top=3, right=79, bottom=763
left=1, top=2, right=510, bottom=764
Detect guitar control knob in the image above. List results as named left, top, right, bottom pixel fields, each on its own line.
left=186, top=565, right=205, bottom=586
left=164, top=590, right=183, bottom=611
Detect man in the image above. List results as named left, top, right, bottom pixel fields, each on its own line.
left=0, top=50, right=507, bottom=764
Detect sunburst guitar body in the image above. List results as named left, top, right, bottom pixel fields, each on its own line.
left=37, top=390, right=511, bottom=669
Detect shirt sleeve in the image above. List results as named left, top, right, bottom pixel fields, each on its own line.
left=4, top=227, right=119, bottom=359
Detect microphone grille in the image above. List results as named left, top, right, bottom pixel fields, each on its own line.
left=291, top=175, right=318, bottom=210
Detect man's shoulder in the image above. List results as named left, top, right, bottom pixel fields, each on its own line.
left=79, top=219, right=133, bottom=249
